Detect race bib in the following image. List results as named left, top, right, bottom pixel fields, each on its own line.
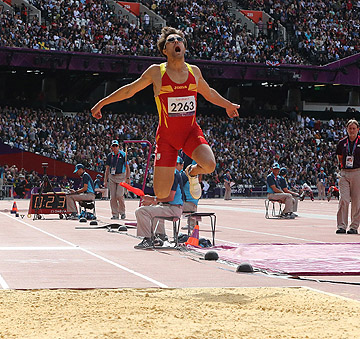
left=346, top=156, right=354, bottom=168
left=168, top=96, right=196, bottom=116
left=110, top=168, right=116, bottom=175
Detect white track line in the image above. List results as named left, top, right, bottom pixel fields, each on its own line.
left=0, top=212, right=168, bottom=288
left=0, top=247, right=79, bottom=251
left=200, top=204, right=336, bottom=220
left=303, top=286, right=360, bottom=303
left=0, top=274, right=9, bottom=289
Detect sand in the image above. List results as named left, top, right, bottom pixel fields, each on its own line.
left=0, top=287, right=359, bottom=339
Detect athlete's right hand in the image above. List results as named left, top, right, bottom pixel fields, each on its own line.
left=91, top=103, right=103, bottom=120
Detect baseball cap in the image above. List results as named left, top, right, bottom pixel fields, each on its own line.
left=320, top=167, right=324, bottom=171
left=176, top=156, right=184, bottom=164
left=73, top=164, right=84, bottom=173
left=272, top=162, right=280, bottom=169
left=111, top=140, right=119, bottom=146
left=279, top=167, right=287, bottom=175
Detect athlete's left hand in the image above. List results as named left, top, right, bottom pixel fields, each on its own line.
left=226, top=103, right=240, bottom=119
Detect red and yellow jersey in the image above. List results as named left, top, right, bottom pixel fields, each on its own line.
left=153, top=62, right=208, bottom=167
left=155, top=62, right=197, bottom=131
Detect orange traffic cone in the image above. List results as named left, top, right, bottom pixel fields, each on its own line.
left=185, top=224, right=200, bottom=246
left=11, top=201, right=18, bottom=214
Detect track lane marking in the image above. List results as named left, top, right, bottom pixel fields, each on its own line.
left=0, top=212, right=168, bottom=288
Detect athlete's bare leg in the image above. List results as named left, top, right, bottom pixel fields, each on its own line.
left=153, top=166, right=176, bottom=199
left=189, top=144, right=216, bottom=175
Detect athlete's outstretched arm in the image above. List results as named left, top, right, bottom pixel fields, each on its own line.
left=91, top=65, right=156, bottom=119
left=195, top=67, right=240, bottom=119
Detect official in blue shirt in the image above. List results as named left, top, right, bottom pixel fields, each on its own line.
left=278, top=167, right=299, bottom=216
left=94, top=174, right=108, bottom=199
left=66, top=164, right=95, bottom=218
left=134, top=161, right=184, bottom=249
left=266, top=162, right=295, bottom=219
left=104, top=140, right=130, bottom=220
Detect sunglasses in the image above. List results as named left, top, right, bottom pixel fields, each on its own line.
left=111, top=144, right=119, bottom=147
left=166, top=36, right=184, bottom=44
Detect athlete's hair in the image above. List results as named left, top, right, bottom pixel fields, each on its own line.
left=346, top=119, right=359, bottom=128
left=157, top=26, right=187, bottom=57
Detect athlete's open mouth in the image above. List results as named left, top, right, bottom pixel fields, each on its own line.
left=175, top=46, right=181, bottom=52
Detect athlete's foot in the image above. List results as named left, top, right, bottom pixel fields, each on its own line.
left=185, top=165, right=202, bottom=199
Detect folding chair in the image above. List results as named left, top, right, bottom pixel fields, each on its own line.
left=265, top=199, right=283, bottom=219
left=151, top=215, right=181, bottom=248
left=184, top=212, right=217, bottom=246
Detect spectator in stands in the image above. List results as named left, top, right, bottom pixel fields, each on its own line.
left=104, top=140, right=130, bottom=220
left=91, top=26, right=240, bottom=201
left=0, top=105, right=350, bottom=198
left=66, top=163, right=95, bottom=219
left=335, top=119, right=360, bottom=234
left=266, top=162, right=295, bottom=219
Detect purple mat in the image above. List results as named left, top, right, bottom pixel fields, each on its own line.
left=192, top=243, right=360, bottom=276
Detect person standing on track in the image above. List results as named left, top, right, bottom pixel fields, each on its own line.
left=223, top=169, right=232, bottom=200
left=104, top=140, right=131, bottom=220
left=316, top=167, right=327, bottom=200
left=91, top=26, right=240, bottom=201
left=335, top=119, right=360, bottom=234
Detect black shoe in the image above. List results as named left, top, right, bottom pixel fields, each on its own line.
left=156, top=233, right=168, bottom=242
left=121, top=214, right=126, bottom=219
left=281, top=213, right=295, bottom=219
left=336, top=228, right=346, bottom=234
left=347, top=228, right=358, bottom=234
left=134, top=238, right=153, bottom=249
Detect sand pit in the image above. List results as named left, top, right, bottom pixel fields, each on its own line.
left=0, top=287, right=359, bottom=338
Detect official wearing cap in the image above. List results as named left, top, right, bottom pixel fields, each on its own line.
left=104, top=140, right=130, bottom=219
left=66, top=164, right=95, bottom=218
left=316, top=167, right=327, bottom=200
left=266, top=162, right=295, bottom=219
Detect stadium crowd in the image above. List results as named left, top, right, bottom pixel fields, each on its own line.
left=0, top=105, right=348, bottom=197
left=3, top=0, right=358, bottom=65
left=238, top=0, right=360, bottom=65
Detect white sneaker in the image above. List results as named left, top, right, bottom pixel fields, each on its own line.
left=185, top=165, right=201, bottom=199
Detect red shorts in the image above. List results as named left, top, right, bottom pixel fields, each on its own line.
left=154, top=122, right=208, bottom=167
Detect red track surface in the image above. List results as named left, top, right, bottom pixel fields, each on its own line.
left=0, top=198, right=359, bottom=301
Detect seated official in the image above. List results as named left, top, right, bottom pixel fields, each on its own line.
left=278, top=167, right=299, bottom=216
left=266, top=163, right=295, bottom=219
left=94, top=174, right=108, bottom=199
left=134, top=167, right=184, bottom=249
left=66, top=164, right=95, bottom=219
